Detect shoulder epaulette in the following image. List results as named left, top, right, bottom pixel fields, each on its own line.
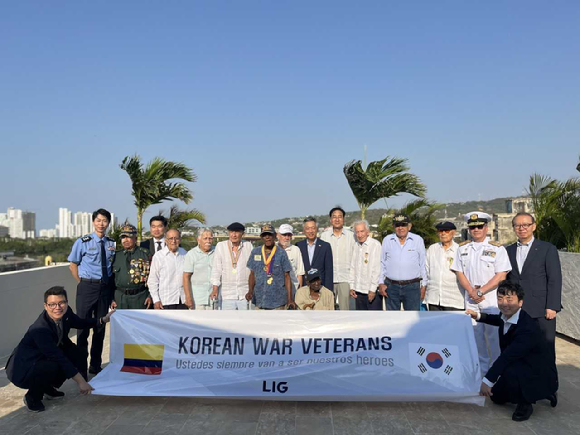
left=489, top=241, right=502, bottom=247
left=459, top=240, right=471, bottom=246
left=138, top=246, right=150, bottom=254
left=81, top=235, right=92, bottom=242
left=105, top=236, right=114, bottom=241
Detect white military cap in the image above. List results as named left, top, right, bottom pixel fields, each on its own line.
left=464, top=211, right=492, bottom=227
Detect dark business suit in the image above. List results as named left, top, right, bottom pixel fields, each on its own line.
left=6, top=308, right=97, bottom=400
left=480, top=310, right=558, bottom=404
left=296, top=238, right=334, bottom=291
left=506, top=239, right=562, bottom=355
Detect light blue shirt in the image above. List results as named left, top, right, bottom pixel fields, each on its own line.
left=183, top=246, right=215, bottom=305
left=516, top=236, right=534, bottom=273
left=68, top=232, right=116, bottom=279
left=380, top=232, right=427, bottom=283
left=307, top=238, right=317, bottom=265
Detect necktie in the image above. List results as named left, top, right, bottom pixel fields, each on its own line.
left=56, top=321, right=63, bottom=346
left=516, top=241, right=528, bottom=273
left=100, top=240, right=109, bottom=283
left=156, top=241, right=162, bottom=252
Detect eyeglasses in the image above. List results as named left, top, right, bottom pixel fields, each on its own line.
left=394, top=223, right=408, bottom=228
left=166, top=237, right=181, bottom=241
left=469, top=225, right=485, bottom=230
left=513, top=223, right=533, bottom=229
left=438, top=229, right=452, bottom=233
left=46, top=301, right=68, bottom=309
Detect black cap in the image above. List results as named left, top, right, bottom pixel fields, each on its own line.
left=392, top=214, right=410, bottom=224
left=306, top=269, right=321, bottom=283
left=435, top=221, right=457, bottom=231
left=260, top=224, right=275, bottom=236
left=227, top=222, right=245, bottom=232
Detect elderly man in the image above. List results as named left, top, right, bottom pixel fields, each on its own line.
left=506, top=212, right=562, bottom=366
left=6, top=287, right=114, bottom=412
left=424, top=222, right=465, bottom=311
left=147, top=229, right=189, bottom=310
left=349, top=220, right=382, bottom=310
left=296, top=217, right=334, bottom=292
left=140, top=215, right=168, bottom=254
left=246, top=224, right=296, bottom=310
left=210, top=222, right=253, bottom=310
left=277, top=224, right=305, bottom=294
left=111, top=224, right=152, bottom=309
left=67, top=208, right=115, bottom=375
left=378, top=214, right=427, bottom=311
left=451, top=211, right=511, bottom=377
left=296, top=269, right=335, bottom=310
left=183, top=228, right=215, bottom=310
left=321, top=206, right=356, bottom=310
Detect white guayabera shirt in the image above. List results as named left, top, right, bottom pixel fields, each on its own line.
left=148, top=246, right=188, bottom=305
left=425, top=241, right=465, bottom=309
left=348, top=237, right=382, bottom=295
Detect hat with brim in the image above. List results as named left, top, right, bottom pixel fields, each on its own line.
left=465, top=212, right=491, bottom=227
left=227, top=222, right=245, bottom=232
left=120, top=224, right=137, bottom=237
left=306, top=269, right=321, bottom=283
left=393, top=214, right=410, bottom=224
left=260, top=224, right=275, bottom=236
left=435, top=221, right=457, bottom=231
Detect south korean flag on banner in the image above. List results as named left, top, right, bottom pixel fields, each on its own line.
left=408, top=343, right=462, bottom=386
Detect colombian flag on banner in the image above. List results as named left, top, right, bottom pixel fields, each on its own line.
left=121, top=344, right=164, bottom=375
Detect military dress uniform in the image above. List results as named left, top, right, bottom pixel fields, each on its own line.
left=112, top=226, right=151, bottom=309
left=67, top=232, right=115, bottom=375
left=451, top=212, right=511, bottom=377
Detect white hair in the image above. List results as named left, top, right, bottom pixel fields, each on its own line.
left=197, top=227, right=213, bottom=238
left=352, top=220, right=370, bottom=231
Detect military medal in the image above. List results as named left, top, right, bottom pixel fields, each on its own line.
left=262, top=245, right=277, bottom=285
left=232, top=268, right=237, bottom=274
left=228, top=241, right=242, bottom=275
left=134, top=278, right=139, bottom=284
left=267, top=277, right=273, bottom=285
left=364, top=252, right=369, bottom=264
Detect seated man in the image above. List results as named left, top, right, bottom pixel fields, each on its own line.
left=295, top=269, right=335, bottom=310
left=466, top=280, right=558, bottom=422
left=6, top=286, right=114, bottom=412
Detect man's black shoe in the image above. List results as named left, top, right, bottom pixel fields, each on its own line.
left=23, top=395, right=45, bottom=413
left=512, top=403, right=533, bottom=422
left=548, top=393, right=558, bottom=408
left=44, top=387, right=65, bottom=400
left=89, top=366, right=102, bottom=375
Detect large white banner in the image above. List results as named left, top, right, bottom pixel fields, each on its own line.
left=91, top=311, right=484, bottom=405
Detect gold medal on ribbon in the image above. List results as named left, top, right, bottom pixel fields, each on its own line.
left=267, top=277, right=273, bottom=285
left=232, top=268, right=237, bottom=274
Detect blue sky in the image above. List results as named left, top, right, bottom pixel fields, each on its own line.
left=1, top=1, right=579, bottom=230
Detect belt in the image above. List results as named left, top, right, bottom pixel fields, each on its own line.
left=117, top=288, right=147, bottom=296
left=80, top=278, right=108, bottom=284
left=386, top=277, right=421, bottom=286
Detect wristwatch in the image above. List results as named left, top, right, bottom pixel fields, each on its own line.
left=476, top=290, right=483, bottom=297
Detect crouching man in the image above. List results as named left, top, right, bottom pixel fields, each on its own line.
left=466, top=280, right=557, bottom=422
left=6, top=286, right=114, bottom=412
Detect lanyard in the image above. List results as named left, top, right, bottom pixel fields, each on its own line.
left=261, top=245, right=276, bottom=276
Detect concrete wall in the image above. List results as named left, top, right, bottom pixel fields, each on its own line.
left=558, top=252, right=580, bottom=341
left=0, top=265, right=78, bottom=358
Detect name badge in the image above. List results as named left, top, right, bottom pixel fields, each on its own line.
left=254, top=255, right=262, bottom=261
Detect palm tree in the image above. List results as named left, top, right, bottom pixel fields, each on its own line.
left=158, top=205, right=206, bottom=232
left=343, top=157, right=426, bottom=220
left=120, top=155, right=197, bottom=241
left=527, top=172, right=580, bottom=252
left=377, top=199, right=444, bottom=246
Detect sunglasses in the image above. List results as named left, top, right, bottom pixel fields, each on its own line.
left=469, top=225, right=485, bottom=230
left=394, top=223, right=408, bottom=228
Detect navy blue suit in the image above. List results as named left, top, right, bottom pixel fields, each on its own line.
left=296, top=238, right=334, bottom=291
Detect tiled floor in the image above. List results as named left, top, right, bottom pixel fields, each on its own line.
left=1, top=334, right=578, bottom=435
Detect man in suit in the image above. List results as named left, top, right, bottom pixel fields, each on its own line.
left=506, top=212, right=562, bottom=363
left=296, top=217, right=334, bottom=291
left=467, top=280, right=558, bottom=422
left=140, top=215, right=168, bottom=254
left=6, top=286, right=114, bottom=412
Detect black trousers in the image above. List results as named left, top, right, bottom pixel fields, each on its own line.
left=163, top=303, right=189, bottom=310
left=27, top=343, right=86, bottom=401
left=355, top=292, right=383, bottom=310
left=428, top=304, right=463, bottom=312
left=76, top=280, right=111, bottom=372
left=490, top=365, right=526, bottom=405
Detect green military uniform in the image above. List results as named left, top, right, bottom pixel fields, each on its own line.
left=112, top=224, right=152, bottom=309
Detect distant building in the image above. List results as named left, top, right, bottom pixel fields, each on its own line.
left=0, top=208, right=35, bottom=239
left=0, top=226, right=8, bottom=237
left=57, top=208, right=116, bottom=237
left=246, top=227, right=261, bottom=235
left=506, top=197, right=533, bottom=214
left=39, top=229, right=58, bottom=238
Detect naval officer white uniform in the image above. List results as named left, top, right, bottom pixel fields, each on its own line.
left=451, top=211, right=512, bottom=377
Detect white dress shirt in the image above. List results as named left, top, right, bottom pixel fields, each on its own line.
left=283, top=244, right=305, bottom=290
left=425, top=242, right=465, bottom=309
left=147, top=246, right=187, bottom=305
left=349, top=237, right=382, bottom=294
left=210, top=240, right=253, bottom=300
left=516, top=236, right=534, bottom=273
left=321, top=228, right=356, bottom=283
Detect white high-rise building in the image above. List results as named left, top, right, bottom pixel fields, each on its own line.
left=73, top=211, right=93, bottom=237
left=57, top=208, right=116, bottom=238
left=58, top=208, right=73, bottom=238
left=3, top=207, right=36, bottom=239
left=39, top=228, right=58, bottom=238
